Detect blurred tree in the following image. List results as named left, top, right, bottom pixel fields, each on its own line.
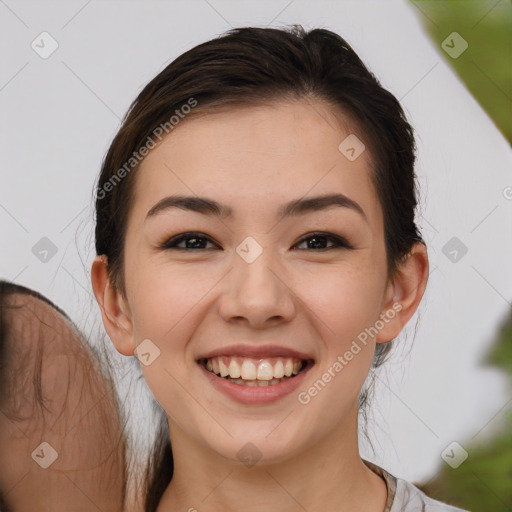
left=409, top=0, right=512, bottom=144
left=408, top=3, right=511, bottom=509
left=414, top=308, right=512, bottom=510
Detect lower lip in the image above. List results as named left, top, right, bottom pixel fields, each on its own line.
left=198, top=362, right=313, bottom=405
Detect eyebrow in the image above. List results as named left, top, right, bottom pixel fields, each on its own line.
left=145, top=193, right=368, bottom=223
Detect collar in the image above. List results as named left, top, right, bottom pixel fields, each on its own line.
left=362, top=458, right=397, bottom=512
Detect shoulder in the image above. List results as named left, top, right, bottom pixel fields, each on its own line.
left=362, top=459, right=470, bottom=512
left=393, top=477, right=470, bottom=512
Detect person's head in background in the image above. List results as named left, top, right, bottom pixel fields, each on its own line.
left=0, top=280, right=126, bottom=512
left=91, top=25, right=429, bottom=512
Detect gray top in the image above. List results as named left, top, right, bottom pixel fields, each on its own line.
left=363, top=459, right=470, bottom=512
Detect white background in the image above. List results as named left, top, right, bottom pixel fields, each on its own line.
left=1, top=0, right=511, bottom=484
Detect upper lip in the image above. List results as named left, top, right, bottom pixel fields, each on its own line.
left=197, top=344, right=315, bottom=361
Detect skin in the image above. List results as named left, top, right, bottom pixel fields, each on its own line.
left=0, top=290, right=126, bottom=511
left=92, top=98, right=429, bottom=512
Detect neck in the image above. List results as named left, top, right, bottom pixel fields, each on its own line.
left=156, top=411, right=388, bottom=512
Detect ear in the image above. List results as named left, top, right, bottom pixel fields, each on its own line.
left=90, top=255, right=136, bottom=356
left=376, top=242, right=429, bottom=343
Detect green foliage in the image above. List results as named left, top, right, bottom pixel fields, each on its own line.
left=415, top=307, right=512, bottom=510
left=410, top=0, right=512, bottom=143
left=487, top=315, right=512, bottom=375
left=418, top=431, right=512, bottom=510
left=407, top=3, right=512, bottom=509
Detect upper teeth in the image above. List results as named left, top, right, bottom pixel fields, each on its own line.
left=205, top=356, right=304, bottom=380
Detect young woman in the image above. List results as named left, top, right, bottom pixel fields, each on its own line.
left=90, top=25, right=469, bottom=512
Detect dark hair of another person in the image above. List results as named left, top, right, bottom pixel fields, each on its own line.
left=0, top=280, right=127, bottom=511
left=92, top=25, right=425, bottom=512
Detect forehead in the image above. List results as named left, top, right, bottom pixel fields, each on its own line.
left=130, top=99, right=381, bottom=226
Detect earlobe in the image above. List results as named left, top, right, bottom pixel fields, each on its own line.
left=90, top=255, right=136, bottom=356
left=376, top=242, right=429, bottom=344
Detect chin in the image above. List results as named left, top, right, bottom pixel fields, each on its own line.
left=205, top=427, right=308, bottom=468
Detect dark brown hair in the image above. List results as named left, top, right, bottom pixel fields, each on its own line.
left=0, top=280, right=127, bottom=511
left=93, top=25, right=425, bottom=511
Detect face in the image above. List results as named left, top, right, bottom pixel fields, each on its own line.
left=115, top=99, right=399, bottom=464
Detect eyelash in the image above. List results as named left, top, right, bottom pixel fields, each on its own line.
left=159, top=231, right=354, bottom=251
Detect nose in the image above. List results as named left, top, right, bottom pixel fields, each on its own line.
left=218, top=248, right=296, bottom=329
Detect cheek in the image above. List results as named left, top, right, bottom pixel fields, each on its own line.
left=297, top=263, right=384, bottom=346
left=127, top=258, right=208, bottom=343
left=293, top=268, right=384, bottom=427
left=126, top=263, right=219, bottom=405
left=129, top=265, right=203, bottom=415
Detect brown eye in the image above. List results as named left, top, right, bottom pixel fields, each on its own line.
left=160, top=232, right=219, bottom=250
left=293, top=232, right=353, bottom=250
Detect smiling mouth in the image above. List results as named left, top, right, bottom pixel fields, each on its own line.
left=198, top=356, right=314, bottom=387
